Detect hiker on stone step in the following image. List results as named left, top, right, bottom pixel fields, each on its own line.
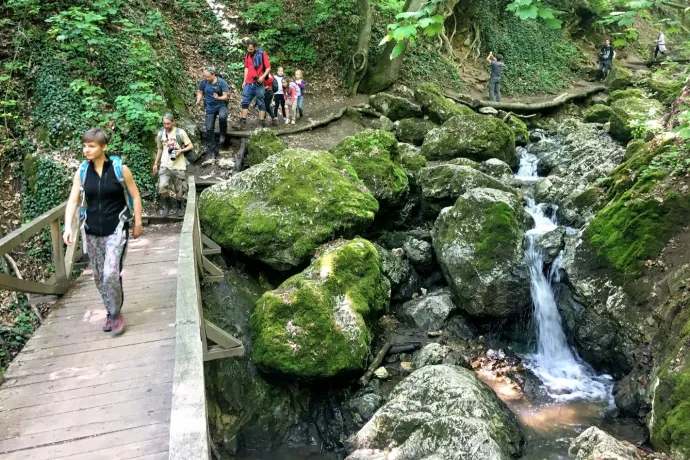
left=196, top=67, right=229, bottom=155
left=655, top=30, right=667, bottom=61
left=273, top=66, right=287, bottom=123
left=598, top=39, right=615, bottom=80
left=486, top=51, right=504, bottom=102
left=63, top=128, right=143, bottom=336
left=294, top=69, right=307, bottom=119
left=263, top=73, right=277, bottom=125
left=153, top=114, right=192, bottom=217
left=239, top=39, right=271, bottom=127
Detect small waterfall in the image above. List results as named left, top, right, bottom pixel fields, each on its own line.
left=517, top=146, right=613, bottom=403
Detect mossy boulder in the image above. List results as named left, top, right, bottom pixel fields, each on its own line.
left=395, top=118, right=438, bottom=146
left=371, top=115, right=395, bottom=132
left=503, top=114, right=529, bottom=146
left=204, top=270, right=312, bottom=449
left=331, top=130, right=409, bottom=209
left=347, top=365, right=524, bottom=459
left=481, top=158, right=514, bottom=179
left=369, top=92, right=423, bottom=121
left=198, top=149, right=379, bottom=271
left=246, top=128, right=287, bottom=168
left=421, top=114, right=517, bottom=168
left=608, top=97, right=664, bottom=143
left=400, top=148, right=428, bottom=187
left=418, top=164, right=511, bottom=218
left=569, top=427, right=641, bottom=460
left=607, top=89, right=643, bottom=105
left=432, top=188, right=531, bottom=318
left=414, top=83, right=474, bottom=124
left=251, top=238, right=390, bottom=378
left=605, top=66, right=633, bottom=91
left=584, top=104, right=613, bottom=124
left=649, top=71, right=684, bottom=106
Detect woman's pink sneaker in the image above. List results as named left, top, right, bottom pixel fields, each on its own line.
left=112, top=313, right=125, bottom=336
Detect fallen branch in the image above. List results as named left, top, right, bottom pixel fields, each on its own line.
left=443, top=93, right=476, bottom=108
left=359, top=342, right=392, bottom=387
left=4, top=254, right=43, bottom=324
left=388, top=342, right=422, bottom=355
left=228, top=107, right=349, bottom=139
left=470, top=85, right=607, bottom=112
left=353, top=106, right=385, bottom=118
left=502, top=111, right=537, bottom=122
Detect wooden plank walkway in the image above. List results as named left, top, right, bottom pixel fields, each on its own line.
left=0, top=225, right=180, bottom=460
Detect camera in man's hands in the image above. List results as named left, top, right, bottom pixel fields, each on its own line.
left=168, top=146, right=177, bottom=161
left=252, top=76, right=260, bottom=85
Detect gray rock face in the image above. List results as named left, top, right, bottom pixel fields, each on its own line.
left=395, top=118, right=438, bottom=146
left=346, top=365, right=524, bottom=460
left=369, top=93, right=423, bottom=121
left=568, top=427, right=641, bottom=460
left=374, top=243, right=422, bottom=302
left=402, top=238, right=435, bottom=274
left=413, top=343, right=450, bottom=368
left=398, top=288, right=456, bottom=331
left=533, top=226, right=566, bottom=265
left=418, top=164, right=511, bottom=219
left=432, top=188, right=531, bottom=318
left=482, top=158, right=514, bottom=179
left=371, top=115, right=395, bottom=132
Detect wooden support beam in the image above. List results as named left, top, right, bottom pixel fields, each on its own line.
left=201, top=234, right=221, bottom=250
left=0, top=273, right=65, bottom=295
left=202, top=275, right=224, bottom=284
left=202, top=256, right=223, bottom=277
left=205, top=320, right=243, bottom=349
left=63, top=213, right=82, bottom=276
left=204, top=345, right=245, bottom=361
left=50, top=219, right=68, bottom=287
left=202, top=248, right=222, bottom=256
left=0, top=203, right=66, bottom=257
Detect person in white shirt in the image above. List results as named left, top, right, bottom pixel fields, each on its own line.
left=655, top=31, right=667, bottom=61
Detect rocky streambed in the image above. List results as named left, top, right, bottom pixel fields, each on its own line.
left=199, top=83, right=678, bottom=460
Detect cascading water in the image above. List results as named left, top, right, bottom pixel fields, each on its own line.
left=516, top=146, right=613, bottom=403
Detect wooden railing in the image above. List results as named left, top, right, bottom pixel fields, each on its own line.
left=169, top=176, right=244, bottom=459
left=0, top=203, right=82, bottom=296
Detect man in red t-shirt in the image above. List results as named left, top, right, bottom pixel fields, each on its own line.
left=240, top=39, right=271, bottom=127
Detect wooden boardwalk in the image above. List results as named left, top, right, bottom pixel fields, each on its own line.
left=0, top=225, right=180, bottom=460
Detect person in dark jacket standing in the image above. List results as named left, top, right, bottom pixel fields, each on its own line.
left=196, top=67, right=229, bottom=155
left=486, top=51, right=504, bottom=102
left=598, top=39, right=615, bottom=80
left=63, top=128, right=143, bottom=336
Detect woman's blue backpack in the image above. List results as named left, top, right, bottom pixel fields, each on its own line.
left=78, top=156, right=134, bottom=224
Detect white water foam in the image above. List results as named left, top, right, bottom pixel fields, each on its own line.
left=516, top=148, right=613, bottom=403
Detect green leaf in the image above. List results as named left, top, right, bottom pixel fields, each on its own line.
left=0, top=75, right=10, bottom=82
left=538, top=8, right=555, bottom=19
left=392, top=24, right=417, bottom=41
left=423, top=23, right=444, bottom=36
left=613, top=38, right=627, bottom=46
left=390, top=41, right=406, bottom=60
left=618, top=16, right=636, bottom=26
left=516, top=5, right=540, bottom=19
left=395, top=11, right=417, bottom=19
left=418, top=17, right=434, bottom=28
left=544, top=17, right=562, bottom=28
left=379, top=34, right=392, bottom=46
left=430, top=14, right=445, bottom=23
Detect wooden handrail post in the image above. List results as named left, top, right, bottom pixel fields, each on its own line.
left=50, top=219, right=67, bottom=287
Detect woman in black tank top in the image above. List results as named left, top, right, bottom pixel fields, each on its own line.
left=63, top=128, right=143, bottom=336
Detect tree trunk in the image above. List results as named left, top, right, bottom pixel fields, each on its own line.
left=358, top=0, right=426, bottom=94
left=346, top=0, right=373, bottom=96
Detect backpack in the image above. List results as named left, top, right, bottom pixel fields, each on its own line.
left=158, top=127, right=197, bottom=163
left=78, top=156, right=134, bottom=225
left=272, top=78, right=279, bottom=92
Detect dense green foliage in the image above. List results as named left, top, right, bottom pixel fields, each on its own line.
left=477, top=0, right=584, bottom=94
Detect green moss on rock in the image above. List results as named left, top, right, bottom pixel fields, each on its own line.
left=605, top=66, right=633, bottom=91
left=418, top=164, right=511, bottom=218
left=414, top=83, right=474, bottom=124
left=607, top=89, right=643, bottom=105
left=198, top=149, right=379, bottom=270
left=369, top=92, right=423, bottom=121
left=331, top=130, right=409, bottom=209
left=395, top=118, right=438, bottom=146
left=421, top=114, right=517, bottom=168
left=584, top=104, right=613, bottom=124
left=649, top=71, right=684, bottom=106
left=246, top=129, right=288, bottom=168
left=608, top=97, right=664, bottom=143
left=251, top=238, right=390, bottom=378
left=504, top=114, right=529, bottom=146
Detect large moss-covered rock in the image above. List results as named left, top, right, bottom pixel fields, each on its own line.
left=503, top=114, right=529, bottom=146
left=607, top=89, right=643, bottom=105
left=418, top=164, right=511, bottom=218
left=198, top=149, right=378, bottom=270
left=605, top=66, right=633, bottom=91
left=251, top=239, right=390, bottom=378
left=204, top=270, right=312, bottom=450
left=331, top=129, right=409, bottom=209
left=369, top=92, right=423, bottom=121
left=649, top=71, right=684, bottom=106
left=346, top=365, right=524, bottom=459
left=414, top=83, right=474, bottom=124
left=246, top=129, right=287, bottom=168
left=609, top=97, right=664, bottom=143
left=432, top=188, right=531, bottom=318
left=568, top=427, right=641, bottom=460
left=584, top=104, right=613, bottom=123
left=421, top=115, right=517, bottom=168
left=395, top=118, right=438, bottom=146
